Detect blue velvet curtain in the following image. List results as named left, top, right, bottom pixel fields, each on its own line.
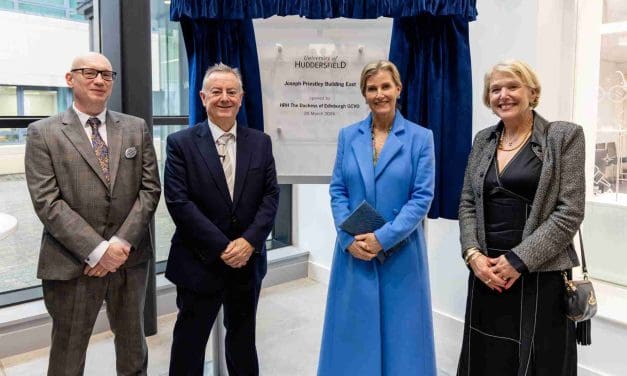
left=171, top=0, right=477, bottom=219
left=171, top=0, right=477, bottom=20
left=389, top=16, right=472, bottom=219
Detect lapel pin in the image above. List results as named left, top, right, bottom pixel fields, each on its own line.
left=125, top=147, right=137, bottom=159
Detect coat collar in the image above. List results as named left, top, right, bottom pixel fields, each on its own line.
left=351, top=110, right=406, bottom=203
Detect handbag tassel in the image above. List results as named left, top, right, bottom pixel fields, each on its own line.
left=576, top=319, right=592, bottom=346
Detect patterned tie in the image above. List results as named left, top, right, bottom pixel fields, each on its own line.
left=87, top=117, right=110, bottom=184
left=216, top=133, right=235, bottom=199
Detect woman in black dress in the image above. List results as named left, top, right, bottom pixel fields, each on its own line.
left=457, top=60, right=586, bottom=376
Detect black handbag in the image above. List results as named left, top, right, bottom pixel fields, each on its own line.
left=562, top=230, right=597, bottom=345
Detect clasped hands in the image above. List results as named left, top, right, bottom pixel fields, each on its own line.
left=84, top=241, right=131, bottom=278
left=221, top=237, right=254, bottom=269
left=348, top=233, right=382, bottom=261
left=469, top=254, right=521, bottom=292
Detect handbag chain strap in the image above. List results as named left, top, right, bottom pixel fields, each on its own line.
left=563, top=229, right=588, bottom=289
left=578, top=229, right=588, bottom=279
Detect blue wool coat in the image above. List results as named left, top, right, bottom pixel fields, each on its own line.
left=318, top=111, right=437, bottom=375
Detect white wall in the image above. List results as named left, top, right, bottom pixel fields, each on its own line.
left=294, top=184, right=335, bottom=283
left=296, top=1, right=627, bottom=375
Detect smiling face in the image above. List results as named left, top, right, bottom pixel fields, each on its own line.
left=488, top=71, right=538, bottom=124
left=200, top=71, right=243, bottom=131
left=364, top=70, right=401, bottom=118
left=65, top=53, right=114, bottom=115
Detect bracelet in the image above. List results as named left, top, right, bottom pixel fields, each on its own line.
left=463, top=248, right=482, bottom=265
left=463, top=247, right=479, bottom=260
left=465, top=252, right=482, bottom=265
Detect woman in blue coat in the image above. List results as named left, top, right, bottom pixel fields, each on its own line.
left=318, top=60, right=437, bottom=375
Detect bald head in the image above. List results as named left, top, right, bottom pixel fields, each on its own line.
left=66, top=52, right=115, bottom=116
left=70, top=52, right=113, bottom=71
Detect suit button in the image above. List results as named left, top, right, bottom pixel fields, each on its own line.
left=477, top=193, right=482, bottom=199
left=107, top=222, right=114, bottom=227
left=231, top=216, right=238, bottom=224
left=479, top=172, right=484, bottom=177
left=105, top=195, right=111, bottom=202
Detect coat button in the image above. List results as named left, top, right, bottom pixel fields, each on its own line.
left=479, top=172, right=484, bottom=177
left=477, top=193, right=482, bottom=199
left=393, top=209, right=399, bottom=215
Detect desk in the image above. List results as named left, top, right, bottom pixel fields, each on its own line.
left=0, top=213, right=17, bottom=240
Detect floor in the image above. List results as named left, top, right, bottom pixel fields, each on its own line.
left=0, top=278, right=327, bottom=376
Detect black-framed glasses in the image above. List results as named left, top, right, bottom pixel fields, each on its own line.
left=71, top=68, right=117, bottom=81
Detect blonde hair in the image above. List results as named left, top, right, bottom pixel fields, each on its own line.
left=359, top=60, right=402, bottom=96
left=482, top=59, right=541, bottom=108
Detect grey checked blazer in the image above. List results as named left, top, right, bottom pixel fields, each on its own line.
left=459, top=112, right=585, bottom=272
left=25, top=108, right=161, bottom=280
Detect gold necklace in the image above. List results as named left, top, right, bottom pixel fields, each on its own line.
left=499, top=115, right=533, bottom=151
left=499, top=128, right=531, bottom=151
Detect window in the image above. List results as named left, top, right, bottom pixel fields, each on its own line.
left=0, top=1, right=89, bottom=306
left=575, top=0, right=627, bottom=286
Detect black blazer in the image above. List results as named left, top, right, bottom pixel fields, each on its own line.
left=164, top=121, right=279, bottom=293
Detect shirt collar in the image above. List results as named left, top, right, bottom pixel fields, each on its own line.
left=72, top=102, right=107, bottom=127
left=208, top=119, right=237, bottom=143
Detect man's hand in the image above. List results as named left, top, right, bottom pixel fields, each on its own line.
left=221, top=238, right=254, bottom=268
left=84, top=242, right=130, bottom=277
left=84, top=263, right=109, bottom=277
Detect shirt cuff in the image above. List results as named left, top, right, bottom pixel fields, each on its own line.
left=85, top=240, right=109, bottom=267
left=505, top=251, right=528, bottom=273
left=110, top=235, right=131, bottom=249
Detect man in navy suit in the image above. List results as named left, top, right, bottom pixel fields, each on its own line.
left=164, top=63, right=279, bottom=375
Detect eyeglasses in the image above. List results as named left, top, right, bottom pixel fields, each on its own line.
left=71, top=68, right=117, bottom=81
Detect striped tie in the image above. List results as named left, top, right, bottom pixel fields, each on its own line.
left=87, top=117, right=110, bottom=184
left=217, top=133, right=235, bottom=199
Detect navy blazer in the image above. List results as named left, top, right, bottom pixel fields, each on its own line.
left=164, top=121, right=279, bottom=293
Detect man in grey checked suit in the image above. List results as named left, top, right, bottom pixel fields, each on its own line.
left=24, top=52, right=161, bottom=375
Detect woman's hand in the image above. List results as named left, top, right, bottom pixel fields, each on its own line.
left=488, top=255, right=521, bottom=290
left=347, top=241, right=377, bottom=261
left=354, top=233, right=383, bottom=254
left=469, top=254, right=507, bottom=292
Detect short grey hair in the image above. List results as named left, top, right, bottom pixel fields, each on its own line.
left=201, top=63, right=244, bottom=93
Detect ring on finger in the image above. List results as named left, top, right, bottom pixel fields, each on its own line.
left=484, top=278, right=491, bottom=284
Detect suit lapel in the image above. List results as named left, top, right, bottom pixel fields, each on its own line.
left=351, top=118, right=376, bottom=204
left=106, top=112, right=123, bottom=190
left=192, top=122, right=232, bottom=204
left=232, top=126, right=251, bottom=209
left=374, top=113, right=405, bottom=180
left=59, top=109, right=110, bottom=188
